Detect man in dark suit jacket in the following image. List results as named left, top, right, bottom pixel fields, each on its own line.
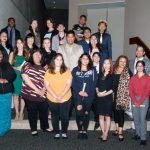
left=1, top=17, right=21, bottom=49
left=94, top=20, right=112, bottom=64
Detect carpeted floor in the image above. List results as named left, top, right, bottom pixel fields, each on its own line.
left=0, top=130, right=149, bottom=150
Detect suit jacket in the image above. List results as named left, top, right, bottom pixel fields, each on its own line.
left=94, top=32, right=112, bottom=64
left=58, top=43, right=83, bottom=71
left=78, top=39, right=90, bottom=54
left=1, top=26, right=21, bottom=46
left=129, top=58, right=150, bottom=75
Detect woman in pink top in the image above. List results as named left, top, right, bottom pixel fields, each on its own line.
left=129, top=60, right=150, bottom=146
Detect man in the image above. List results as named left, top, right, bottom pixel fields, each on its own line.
left=78, top=27, right=91, bottom=54
left=94, top=20, right=112, bottom=64
left=128, top=46, right=150, bottom=131
left=58, top=30, right=83, bottom=71
left=72, top=15, right=87, bottom=41
left=52, top=23, right=66, bottom=52
left=1, top=17, right=21, bottom=49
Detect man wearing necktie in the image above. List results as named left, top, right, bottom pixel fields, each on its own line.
left=94, top=20, right=112, bottom=64
left=1, top=18, right=21, bottom=49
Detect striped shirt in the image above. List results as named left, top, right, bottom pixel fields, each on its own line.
left=21, top=62, right=46, bottom=102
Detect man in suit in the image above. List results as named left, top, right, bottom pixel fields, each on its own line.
left=127, top=46, right=150, bottom=131
left=1, top=17, right=21, bottom=49
left=94, top=20, right=112, bottom=64
left=58, top=30, right=83, bottom=71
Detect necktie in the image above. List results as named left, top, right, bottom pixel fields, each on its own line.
left=100, top=33, right=103, bottom=44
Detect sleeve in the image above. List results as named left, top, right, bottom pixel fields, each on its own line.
left=146, top=60, right=150, bottom=75
left=52, top=36, right=57, bottom=51
left=129, top=77, right=137, bottom=104
left=107, top=34, right=112, bottom=59
left=66, top=70, right=73, bottom=80
left=44, top=70, right=50, bottom=83
left=57, top=45, right=63, bottom=54
left=21, top=62, right=30, bottom=75
left=5, top=63, right=16, bottom=82
left=93, top=68, right=98, bottom=88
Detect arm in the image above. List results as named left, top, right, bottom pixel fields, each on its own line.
left=107, top=35, right=112, bottom=59
left=9, top=52, right=13, bottom=65
left=52, top=36, right=57, bottom=51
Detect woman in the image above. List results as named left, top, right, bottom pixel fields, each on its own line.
left=21, top=48, right=51, bottom=136
left=89, top=34, right=101, bottom=60
left=0, top=31, right=13, bottom=62
left=25, top=33, right=38, bottom=54
left=42, top=38, right=56, bottom=69
left=44, top=18, right=58, bottom=40
left=72, top=53, right=98, bottom=139
left=129, top=61, right=150, bottom=146
left=94, top=20, right=112, bottom=64
left=9, top=38, right=28, bottom=120
left=25, top=19, right=41, bottom=48
left=44, top=53, right=72, bottom=139
left=96, top=58, right=113, bottom=141
left=113, top=55, right=132, bottom=141
left=0, top=50, right=16, bottom=136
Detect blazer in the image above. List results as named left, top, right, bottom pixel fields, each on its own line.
left=94, top=32, right=112, bottom=64
left=58, top=43, right=83, bottom=71
left=78, top=39, right=90, bottom=54
left=129, top=58, right=150, bottom=75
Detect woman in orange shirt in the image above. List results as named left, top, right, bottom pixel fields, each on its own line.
left=44, top=53, right=72, bottom=139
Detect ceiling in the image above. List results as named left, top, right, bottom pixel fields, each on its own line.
left=44, top=0, right=69, bottom=9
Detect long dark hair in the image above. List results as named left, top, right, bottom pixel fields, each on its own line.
left=46, top=17, right=55, bottom=30
left=102, top=58, right=113, bottom=74
left=28, top=48, right=43, bottom=65
left=25, top=33, right=37, bottom=50
left=29, top=19, right=39, bottom=35
left=12, top=38, right=29, bottom=65
left=136, top=60, right=146, bottom=74
left=48, top=53, right=67, bottom=74
left=78, top=53, right=93, bottom=70
left=113, top=55, right=129, bottom=73
left=89, top=34, right=102, bottom=53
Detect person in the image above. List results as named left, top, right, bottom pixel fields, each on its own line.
left=130, top=46, right=150, bottom=75
left=42, top=38, right=56, bottom=69
left=0, top=49, right=16, bottom=136
left=72, top=15, right=87, bottom=41
left=94, top=20, right=112, bottom=64
left=113, top=55, right=132, bottom=141
left=44, top=18, right=58, bottom=40
left=0, top=31, right=13, bottom=62
left=25, top=19, right=41, bottom=48
left=72, top=53, right=98, bottom=139
left=92, top=52, right=102, bottom=130
left=44, top=53, right=72, bottom=139
left=1, top=17, right=21, bottom=49
left=25, top=33, right=38, bottom=54
left=89, top=34, right=101, bottom=59
left=129, top=60, right=150, bottom=146
left=9, top=38, right=28, bottom=120
left=21, top=48, right=51, bottom=136
left=58, top=30, right=83, bottom=71
left=52, top=23, right=66, bottom=52
left=96, top=58, right=114, bottom=141
left=127, top=46, right=150, bottom=130
left=78, top=27, right=91, bottom=54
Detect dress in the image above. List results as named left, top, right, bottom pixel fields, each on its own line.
left=96, top=72, right=113, bottom=116
left=13, top=55, right=25, bottom=95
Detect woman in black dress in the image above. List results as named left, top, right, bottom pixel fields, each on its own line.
left=96, top=58, right=113, bottom=141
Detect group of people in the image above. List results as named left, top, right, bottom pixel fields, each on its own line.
left=0, top=15, right=150, bottom=146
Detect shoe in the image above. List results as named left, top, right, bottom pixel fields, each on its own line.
left=82, top=132, right=88, bottom=139
left=31, top=131, right=38, bottom=136
left=101, top=134, right=108, bottom=142
left=77, top=132, right=83, bottom=139
left=140, top=140, right=146, bottom=145
left=118, top=134, right=124, bottom=141
left=62, top=133, right=68, bottom=139
left=43, top=129, right=53, bottom=133
left=94, top=122, right=99, bottom=130
left=132, top=135, right=140, bottom=141
left=54, top=134, right=60, bottom=139
left=112, top=130, right=118, bottom=136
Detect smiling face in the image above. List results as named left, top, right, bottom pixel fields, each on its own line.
left=0, top=32, right=8, bottom=43
left=66, top=33, right=75, bottom=45
left=43, top=39, right=51, bottom=49
left=79, top=16, right=86, bottom=26
left=33, top=51, right=42, bottom=65
left=103, top=59, right=111, bottom=72
left=90, top=35, right=98, bottom=47
left=16, top=39, right=24, bottom=50
left=98, top=22, right=106, bottom=33
left=83, top=29, right=91, bottom=40
left=57, top=24, right=65, bottom=32
left=54, top=55, right=63, bottom=68
left=92, top=53, right=100, bottom=63
left=47, top=20, right=53, bottom=29
left=136, top=47, right=145, bottom=58
left=136, top=62, right=145, bottom=73
left=27, top=37, right=34, bottom=46
left=81, top=55, right=89, bottom=67
left=118, top=57, right=127, bottom=69
left=8, top=18, right=15, bottom=28
left=31, top=20, right=38, bottom=30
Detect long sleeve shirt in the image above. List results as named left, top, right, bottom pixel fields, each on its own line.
left=129, top=74, right=150, bottom=105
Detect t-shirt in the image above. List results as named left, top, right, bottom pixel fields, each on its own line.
left=44, top=69, right=72, bottom=103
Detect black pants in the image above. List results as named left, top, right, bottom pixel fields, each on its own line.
left=75, top=99, right=93, bottom=131
left=25, top=99, right=49, bottom=132
left=114, top=108, right=125, bottom=128
left=48, top=100, right=71, bottom=134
